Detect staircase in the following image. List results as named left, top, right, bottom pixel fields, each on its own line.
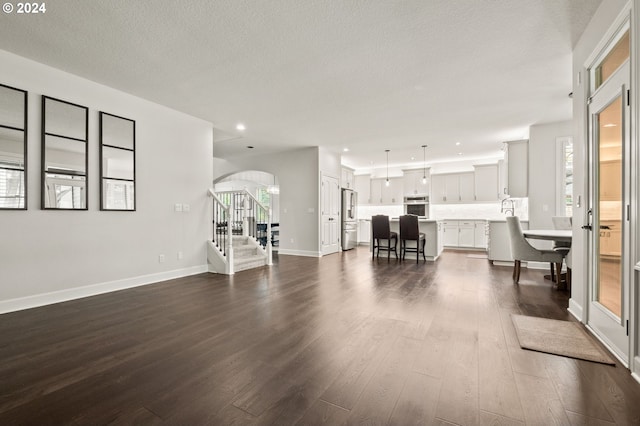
left=232, top=236, right=268, bottom=272
left=207, top=188, right=273, bottom=275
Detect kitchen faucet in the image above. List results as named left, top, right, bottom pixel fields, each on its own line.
left=501, top=198, right=515, bottom=216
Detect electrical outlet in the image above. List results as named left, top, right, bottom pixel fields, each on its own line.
left=174, top=203, right=183, bottom=212
left=158, top=254, right=165, bottom=263
left=177, top=251, right=183, bottom=260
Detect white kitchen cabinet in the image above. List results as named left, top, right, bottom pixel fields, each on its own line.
left=341, top=167, right=355, bottom=189
left=431, top=172, right=474, bottom=203
left=474, top=221, right=488, bottom=248
left=402, top=168, right=430, bottom=196
left=505, top=140, right=528, bottom=197
left=354, top=175, right=371, bottom=204
left=458, top=221, right=475, bottom=247
left=474, top=164, right=499, bottom=201
left=442, top=221, right=460, bottom=247
left=431, top=174, right=447, bottom=204
left=371, top=177, right=403, bottom=205
left=458, top=173, right=475, bottom=202
left=357, top=219, right=371, bottom=244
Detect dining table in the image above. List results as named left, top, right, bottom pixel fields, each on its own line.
left=522, top=229, right=572, bottom=243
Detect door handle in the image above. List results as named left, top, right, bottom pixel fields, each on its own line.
left=582, top=225, right=592, bottom=230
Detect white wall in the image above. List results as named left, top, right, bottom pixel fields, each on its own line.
left=528, top=120, right=573, bottom=229
left=212, top=147, right=320, bottom=256
left=0, top=50, right=213, bottom=312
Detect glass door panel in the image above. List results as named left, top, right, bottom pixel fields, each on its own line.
left=596, top=96, right=622, bottom=317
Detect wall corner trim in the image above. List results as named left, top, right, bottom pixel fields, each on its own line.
left=0, top=265, right=208, bottom=315
left=568, top=298, right=584, bottom=322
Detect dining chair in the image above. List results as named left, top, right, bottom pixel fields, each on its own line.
left=506, top=216, right=564, bottom=283
left=371, top=215, right=398, bottom=259
left=399, top=214, right=426, bottom=263
left=565, top=248, right=572, bottom=289
left=551, top=216, right=572, bottom=282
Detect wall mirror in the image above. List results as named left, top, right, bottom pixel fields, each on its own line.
left=42, top=96, right=88, bottom=210
left=0, top=84, right=28, bottom=209
left=100, top=112, right=135, bottom=211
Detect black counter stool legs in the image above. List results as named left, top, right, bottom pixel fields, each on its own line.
left=399, top=214, right=426, bottom=263
left=371, top=215, right=398, bottom=259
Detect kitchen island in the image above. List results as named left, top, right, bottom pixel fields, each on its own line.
left=370, top=219, right=444, bottom=261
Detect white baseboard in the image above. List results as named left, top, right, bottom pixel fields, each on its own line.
left=277, top=249, right=322, bottom=257
left=0, top=265, right=208, bottom=315
left=567, top=298, right=583, bottom=321
left=633, top=356, right=640, bottom=384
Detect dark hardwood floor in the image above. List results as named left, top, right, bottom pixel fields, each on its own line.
left=2, top=248, right=640, bottom=425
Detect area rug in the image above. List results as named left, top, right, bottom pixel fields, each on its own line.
left=511, top=315, right=615, bottom=365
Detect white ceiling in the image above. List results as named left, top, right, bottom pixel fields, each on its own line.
left=0, top=0, right=602, bottom=172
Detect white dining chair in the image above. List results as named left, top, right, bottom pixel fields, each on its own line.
left=506, top=216, right=565, bottom=283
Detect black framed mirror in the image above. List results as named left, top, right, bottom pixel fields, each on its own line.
left=41, top=96, right=88, bottom=210
left=0, top=84, right=28, bottom=209
left=100, top=112, right=135, bottom=211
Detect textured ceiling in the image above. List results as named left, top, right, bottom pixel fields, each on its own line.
left=0, top=0, right=602, bottom=171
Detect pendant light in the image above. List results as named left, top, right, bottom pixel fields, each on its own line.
left=421, top=144, right=428, bottom=184
left=385, top=149, right=390, bottom=187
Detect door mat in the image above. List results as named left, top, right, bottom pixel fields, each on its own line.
left=511, top=315, right=615, bottom=365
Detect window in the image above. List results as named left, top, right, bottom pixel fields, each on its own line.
left=556, top=137, right=573, bottom=216
left=592, top=30, right=629, bottom=92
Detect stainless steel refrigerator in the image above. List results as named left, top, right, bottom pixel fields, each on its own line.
left=341, top=189, right=358, bottom=250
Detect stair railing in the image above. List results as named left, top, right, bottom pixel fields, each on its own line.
left=213, top=188, right=272, bottom=266
left=208, top=188, right=233, bottom=270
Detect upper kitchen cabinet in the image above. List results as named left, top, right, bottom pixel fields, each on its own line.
left=354, top=174, right=371, bottom=204
left=504, top=140, right=528, bottom=197
left=402, top=168, right=430, bottom=196
left=431, top=172, right=474, bottom=203
left=371, top=177, right=403, bottom=205
left=341, top=167, right=355, bottom=189
left=474, top=164, right=499, bottom=201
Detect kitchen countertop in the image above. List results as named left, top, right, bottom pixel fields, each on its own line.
left=487, top=218, right=529, bottom=222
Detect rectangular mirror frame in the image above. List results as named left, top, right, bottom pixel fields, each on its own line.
left=99, top=112, right=136, bottom=211
left=0, top=83, right=28, bottom=210
left=41, top=96, right=89, bottom=210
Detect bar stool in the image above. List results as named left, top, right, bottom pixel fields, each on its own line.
left=371, top=215, right=398, bottom=259
left=399, top=214, right=426, bottom=263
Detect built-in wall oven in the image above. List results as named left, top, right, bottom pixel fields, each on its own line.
left=404, top=195, right=429, bottom=218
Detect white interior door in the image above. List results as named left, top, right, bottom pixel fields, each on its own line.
left=587, top=55, right=630, bottom=363
left=321, top=174, right=340, bottom=255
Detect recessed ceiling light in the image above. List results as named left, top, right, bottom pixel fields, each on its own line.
left=455, top=142, right=461, bottom=146
left=603, top=123, right=617, bottom=128
left=343, top=148, right=349, bottom=152
left=411, top=156, right=415, bottom=160
left=458, top=152, right=463, bottom=155
left=236, top=123, right=246, bottom=131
